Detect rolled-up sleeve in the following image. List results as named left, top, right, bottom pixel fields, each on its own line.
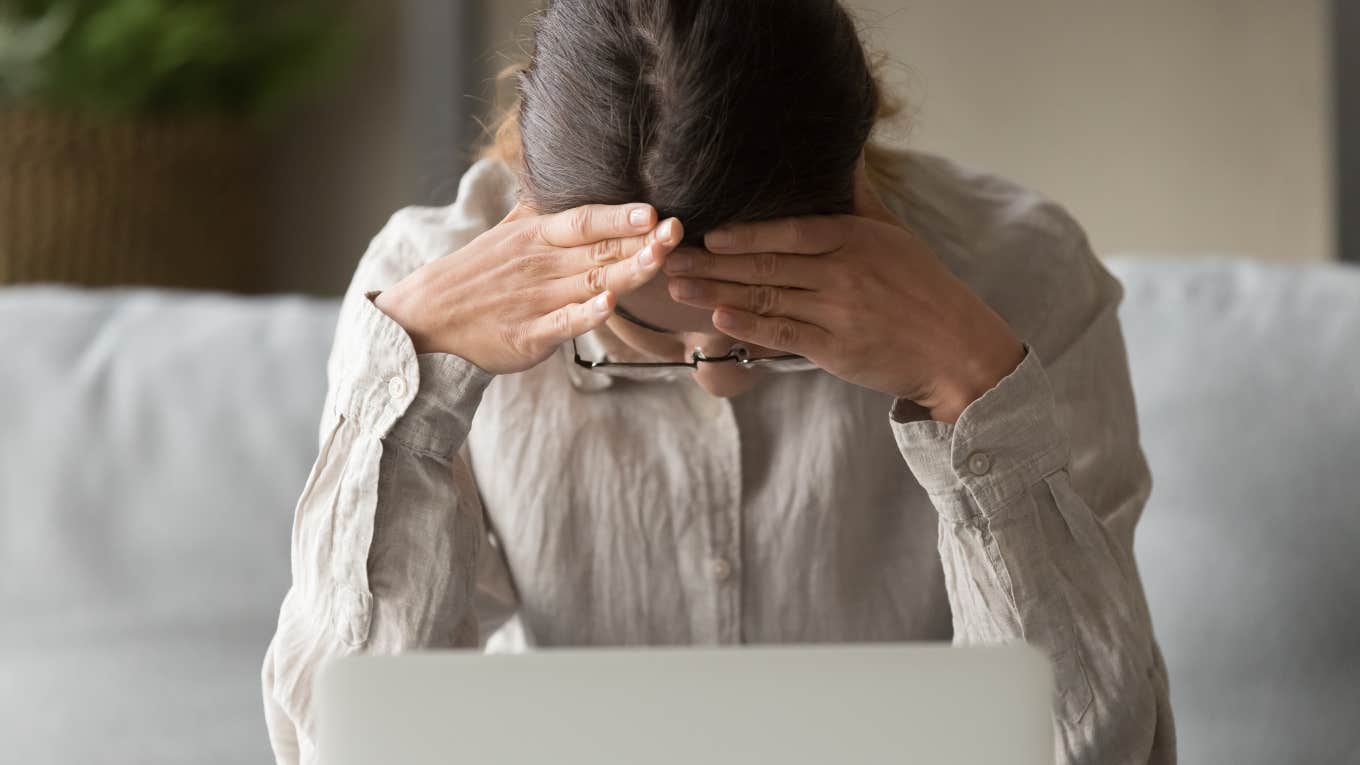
left=890, top=250, right=1176, bottom=763
left=261, top=161, right=520, bottom=765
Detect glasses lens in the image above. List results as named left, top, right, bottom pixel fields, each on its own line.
left=575, top=348, right=816, bottom=379
left=743, top=355, right=819, bottom=373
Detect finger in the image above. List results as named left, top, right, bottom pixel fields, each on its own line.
left=667, top=277, right=829, bottom=325
left=547, top=230, right=672, bottom=305
left=662, top=247, right=827, bottom=288
left=559, top=217, right=684, bottom=275
left=712, top=307, right=834, bottom=359
left=525, top=290, right=616, bottom=349
left=704, top=215, right=848, bottom=255
left=537, top=203, right=657, bottom=248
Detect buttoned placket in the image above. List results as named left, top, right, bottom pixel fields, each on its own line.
left=565, top=339, right=748, bottom=645
left=688, top=382, right=744, bottom=646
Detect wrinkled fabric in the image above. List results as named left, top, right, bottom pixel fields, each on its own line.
left=262, top=151, right=1175, bottom=765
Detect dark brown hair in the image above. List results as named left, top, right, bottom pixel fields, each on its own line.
left=481, top=0, right=910, bottom=245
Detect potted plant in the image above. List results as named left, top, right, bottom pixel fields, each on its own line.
left=0, top=0, right=352, bottom=290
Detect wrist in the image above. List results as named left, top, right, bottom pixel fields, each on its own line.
left=926, top=331, right=1025, bottom=425
left=373, top=280, right=438, bottom=355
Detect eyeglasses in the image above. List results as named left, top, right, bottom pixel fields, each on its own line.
left=572, top=305, right=818, bottom=380
left=571, top=337, right=817, bottom=381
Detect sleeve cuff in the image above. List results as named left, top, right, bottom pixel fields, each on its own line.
left=889, top=345, right=1070, bottom=522
left=390, top=351, right=494, bottom=458
left=331, top=290, right=494, bottom=458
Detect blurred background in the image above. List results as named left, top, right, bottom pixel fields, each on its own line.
left=1, top=2, right=1356, bottom=764
left=0, top=0, right=1349, bottom=296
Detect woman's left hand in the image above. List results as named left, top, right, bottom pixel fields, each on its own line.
left=663, top=154, right=1026, bottom=424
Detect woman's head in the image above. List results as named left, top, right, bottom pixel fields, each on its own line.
left=483, top=0, right=906, bottom=397
left=504, top=0, right=882, bottom=247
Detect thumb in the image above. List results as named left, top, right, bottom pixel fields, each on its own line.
left=851, top=151, right=898, bottom=225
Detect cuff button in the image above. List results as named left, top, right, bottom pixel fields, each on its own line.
left=387, top=376, right=408, bottom=400
left=966, top=451, right=993, bottom=476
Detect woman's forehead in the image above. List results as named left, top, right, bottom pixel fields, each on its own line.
left=617, top=271, right=717, bottom=334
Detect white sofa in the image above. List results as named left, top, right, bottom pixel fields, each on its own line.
left=1, top=256, right=1356, bottom=763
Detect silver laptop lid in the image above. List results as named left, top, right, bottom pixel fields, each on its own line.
left=318, top=643, right=1053, bottom=765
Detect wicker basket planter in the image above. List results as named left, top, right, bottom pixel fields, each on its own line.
left=0, top=109, right=262, bottom=291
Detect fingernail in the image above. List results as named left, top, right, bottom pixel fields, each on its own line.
left=706, top=229, right=733, bottom=249
left=673, top=279, right=704, bottom=299
left=667, top=252, right=694, bottom=273
left=637, top=245, right=655, bottom=267
left=659, top=219, right=678, bottom=243
left=592, top=293, right=611, bottom=312
left=714, top=309, right=744, bottom=330
left=629, top=207, right=652, bottom=226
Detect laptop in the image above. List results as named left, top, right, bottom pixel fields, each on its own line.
left=318, top=643, right=1053, bottom=764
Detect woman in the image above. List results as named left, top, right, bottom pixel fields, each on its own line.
left=262, top=1, right=1175, bottom=762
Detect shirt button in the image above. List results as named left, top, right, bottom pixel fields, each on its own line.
left=709, top=558, right=732, bottom=582
left=966, top=451, right=992, bottom=476
left=387, top=376, right=408, bottom=400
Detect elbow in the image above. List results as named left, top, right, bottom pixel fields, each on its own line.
left=1056, top=647, right=1171, bottom=765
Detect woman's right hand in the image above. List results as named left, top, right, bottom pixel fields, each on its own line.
left=375, top=202, right=683, bottom=375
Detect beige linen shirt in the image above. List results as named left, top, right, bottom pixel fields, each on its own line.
left=261, top=151, right=1175, bottom=764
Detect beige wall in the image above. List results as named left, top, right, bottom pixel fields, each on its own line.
left=483, top=1, right=537, bottom=65
left=852, top=0, right=1334, bottom=262
left=482, top=0, right=1334, bottom=262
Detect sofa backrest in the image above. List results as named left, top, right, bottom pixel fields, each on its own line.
left=1109, top=256, right=1360, bottom=763
left=3, top=256, right=1357, bottom=763
left=0, top=286, right=339, bottom=764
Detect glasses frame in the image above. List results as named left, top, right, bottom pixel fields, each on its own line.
left=573, top=302, right=808, bottom=371
left=571, top=337, right=806, bottom=371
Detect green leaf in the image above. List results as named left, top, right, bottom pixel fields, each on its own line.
left=0, top=0, right=355, bottom=118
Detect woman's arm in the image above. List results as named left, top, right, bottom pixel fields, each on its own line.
left=260, top=159, right=681, bottom=764
left=890, top=250, right=1176, bottom=764
left=259, top=200, right=512, bottom=765
left=661, top=156, right=1175, bottom=761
